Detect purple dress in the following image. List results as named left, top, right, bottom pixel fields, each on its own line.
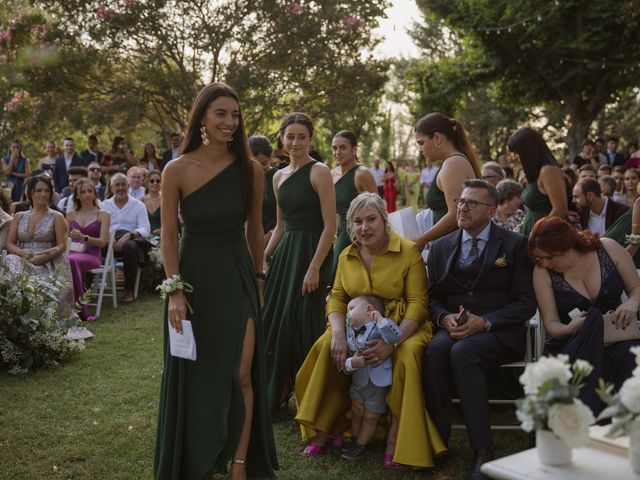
left=69, top=214, right=102, bottom=320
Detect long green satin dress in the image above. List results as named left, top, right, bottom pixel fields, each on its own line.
left=521, top=182, right=552, bottom=236
left=154, top=160, right=278, bottom=480
left=331, top=166, right=358, bottom=285
left=605, top=208, right=640, bottom=267
left=262, top=168, right=277, bottom=233
left=263, top=160, right=333, bottom=413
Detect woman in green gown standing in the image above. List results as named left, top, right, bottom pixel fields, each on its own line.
left=413, top=113, right=481, bottom=252
left=263, top=112, right=337, bottom=413
left=248, top=135, right=278, bottom=247
left=507, top=127, right=569, bottom=236
left=605, top=196, right=640, bottom=267
left=330, top=130, right=377, bottom=284
left=155, top=83, right=277, bottom=480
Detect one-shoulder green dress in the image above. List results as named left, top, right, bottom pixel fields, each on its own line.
left=521, top=182, right=552, bottom=236
left=154, top=160, right=278, bottom=480
left=331, top=166, right=358, bottom=284
left=262, top=168, right=277, bottom=233
left=263, top=161, right=333, bottom=413
left=605, top=208, right=640, bottom=267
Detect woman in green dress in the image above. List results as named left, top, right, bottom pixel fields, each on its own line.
left=413, top=113, right=481, bottom=252
left=263, top=112, right=337, bottom=413
left=155, top=83, right=277, bottom=480
left=605, top=196, right=640, bottom=267
left=330, top=130, right=377, bottom=284
left=507, top=127, right=568, bottom=236
left=248, top=135, right=278, bottom=247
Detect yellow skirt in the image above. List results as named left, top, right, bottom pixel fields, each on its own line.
left=295, top=322, right=447, bottom=468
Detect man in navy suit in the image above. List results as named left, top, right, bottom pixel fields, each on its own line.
left=160, top=132, right=181, bottom=170
left=53, top=137, right=87, bottom=193
left=606, top=136, right=625, bottom=167
left=423, top=179, right=536, bottom=480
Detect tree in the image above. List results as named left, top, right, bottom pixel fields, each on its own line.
left=415, top=0, right=640, bottom=157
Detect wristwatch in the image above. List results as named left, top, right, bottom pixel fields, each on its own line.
left=484, top=319, right=492, bottom=332
left=84, top=235, right=89, bottom=242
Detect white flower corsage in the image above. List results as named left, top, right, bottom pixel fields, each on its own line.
left=157, top=274, right=194, bottom=313
left=626, top=234, right=640, bottom=246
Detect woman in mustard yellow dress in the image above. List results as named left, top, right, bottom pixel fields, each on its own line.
left=295, top=192, right=446, bottom=469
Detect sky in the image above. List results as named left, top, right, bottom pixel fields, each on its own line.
left=374, top=0, right=422, bottom=59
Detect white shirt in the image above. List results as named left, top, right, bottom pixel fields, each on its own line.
left=171, top=147, right=180, bottom=160
left=369, top=166, right=384, bottom=187
left=587, top=196, right=608, bottom=236
left=420, top=166, right=439, bottom=187
left=460, top=221, right=492, bottom=264
left=103, top=196, right=150, bottom=238
left=64, top=154, right=73, bottom=171
left=128, top=186, right=145, bottom=200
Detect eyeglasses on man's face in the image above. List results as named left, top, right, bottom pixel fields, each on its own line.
left=454, top=198, right=496, bottom=209
left=482, top=175, right=499, bottom=180
left=89, top=167, right=101, bottom=172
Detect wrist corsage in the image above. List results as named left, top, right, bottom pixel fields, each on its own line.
left=157, top=274, right=194, bottom=313
left=625, top=234, right=640, bottom=245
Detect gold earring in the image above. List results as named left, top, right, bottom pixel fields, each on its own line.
left=200, top=125, right=209, bottom=146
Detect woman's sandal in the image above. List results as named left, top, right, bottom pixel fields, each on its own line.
left=297, top=433, right=342, bottom=458
left=383, top=442, right=407, bottom=470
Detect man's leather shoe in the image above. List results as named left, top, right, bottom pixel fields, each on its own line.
left=469, top=448, right=493, bottom=480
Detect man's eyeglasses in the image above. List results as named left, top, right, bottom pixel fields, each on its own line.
left=482, top=175, right=499, bottom=180
left=455, top=198, right=496, bottom=209
left=89, top=167, right=101, bottom=172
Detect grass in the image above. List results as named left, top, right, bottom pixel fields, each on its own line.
left=0, top=296, right=529, bottom=479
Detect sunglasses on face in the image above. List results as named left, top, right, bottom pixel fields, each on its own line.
left=149, top=179, right=161, bottom=184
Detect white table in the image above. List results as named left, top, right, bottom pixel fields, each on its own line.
left=481, top=446, right=637, bottom=479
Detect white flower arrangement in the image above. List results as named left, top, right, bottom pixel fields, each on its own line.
left=156, top=274, right=194, bottom=313
left=626, top=234, right=640, bottom=246
left=598, top=346, right=640, bottom=437
left=0, top=264, right=84, bottom=375
left=516, top=355, right=595, bottom=447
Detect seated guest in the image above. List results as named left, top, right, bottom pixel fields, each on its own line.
left=423, top=179, right=536, bottom=479
left=67, top=178, right=110, bottom=321
left=597, top=164, right=612, bottom=179
left=296, top=192, right=446, bottom=470
left=599, top=175, right=617, bottom=199
left=530, top=216, right=640, bottom=414
left=4, top=175, right=74, bottom=311
left=0, top=190, right=11, bottom=250
left=605, top=196, right=640, bottom=268
left=141, top=170, right=161, bottom=236
left=571, top=139, right=598, bottom=170
left=102, top=173, right=150, bottom=304
left=612, top=165, right=627, bottom=204
left=57, top=166, right=88, bottom=213
left=127, top=166, right=146, bottom=200
left=578, top=163, right=596, bottom=180
left=572, top=178, right=628, bottom=235
left=481, top=161, right=505, bottom=187
left=87, top=161, right=106, bottom=200
left=493, top=179, right=525, bottom=232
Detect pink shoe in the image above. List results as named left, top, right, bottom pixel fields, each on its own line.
left=297, top=443, right=326, bottom=458
left=86, top=316, right=97, bottom=322
left=383, top=453, right=407, bottom=470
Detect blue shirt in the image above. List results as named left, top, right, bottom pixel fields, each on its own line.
left=460, top=221, right=492, bottom=264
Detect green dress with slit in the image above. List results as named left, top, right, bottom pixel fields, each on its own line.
left=331, top=166, right=358, bottom=285
left=604, top=208, right=640, bottom=267
left=521, top=182, right=552, bottom=237
left=263, top=160, right=333, bottom=413
left=154, top=160, right=278, bottom=480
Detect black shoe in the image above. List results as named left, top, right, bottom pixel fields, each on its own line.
left=469, top=448, right=493, bottom=480
left=341, top=441, right=366, bottom=460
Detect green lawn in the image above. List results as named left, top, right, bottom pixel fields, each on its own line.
left=0, top=296, right=528, bottom=479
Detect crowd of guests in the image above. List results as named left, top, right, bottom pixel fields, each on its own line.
left=0, top=134, right=174, bottom=318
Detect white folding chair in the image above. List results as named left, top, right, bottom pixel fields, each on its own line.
left=87, top=231, right=118, bottom=317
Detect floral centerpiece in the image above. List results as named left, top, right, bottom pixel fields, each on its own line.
left=516, top=355, right=595, bottom=465
left=0, top=265, right=85, bottom=375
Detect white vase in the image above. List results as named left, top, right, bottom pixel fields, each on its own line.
left=536, top=429, right=572, bottom=466
left=629, top=430, right=640, bottom=474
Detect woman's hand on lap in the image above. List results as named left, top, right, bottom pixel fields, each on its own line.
left=330, top=329, right=347, bottom=371
left=613, top=299, right=639, bottom=329
left=363, top=338, right=394, bottom=367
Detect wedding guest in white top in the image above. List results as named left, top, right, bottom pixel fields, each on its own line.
left=420, top=158, right=439, bottom=207
left=103, top=173, right=151, bottom=303
left=369, top=159, right=385, bottom=197
left=127, top=166, right=146, bottom=200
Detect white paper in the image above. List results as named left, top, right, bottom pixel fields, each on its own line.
left=388, top=207, right=421, bottom=241
left=168, top=320, right=197, bottom=361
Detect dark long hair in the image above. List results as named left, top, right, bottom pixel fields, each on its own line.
left=181, top=83, right=253, bottom=213
left=508, top=127, right=559, bottom=184
left=415, top=112, right=481, bottom=177
left=279, top=112, right=314, bottom=139
left=26, top=175, right=55, bottom=207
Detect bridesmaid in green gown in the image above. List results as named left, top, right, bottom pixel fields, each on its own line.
left=263, top=112, right=337, bottom=413
left=248, top=135, right=278, bottom=247
left=155, top=83, right=277, bottom=480
left=605, top=196, right=640, bottom=267
left=507, top=127, right=569, bottom=237
left=330, top=130, right=377, bottom=284
left=414, top=112, right=481, bottom=252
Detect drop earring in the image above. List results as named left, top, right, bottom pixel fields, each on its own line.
left=200, top=125, right=209, bottom=146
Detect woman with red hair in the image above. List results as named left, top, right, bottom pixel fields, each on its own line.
left=529, top=216, right=640, bottom=414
